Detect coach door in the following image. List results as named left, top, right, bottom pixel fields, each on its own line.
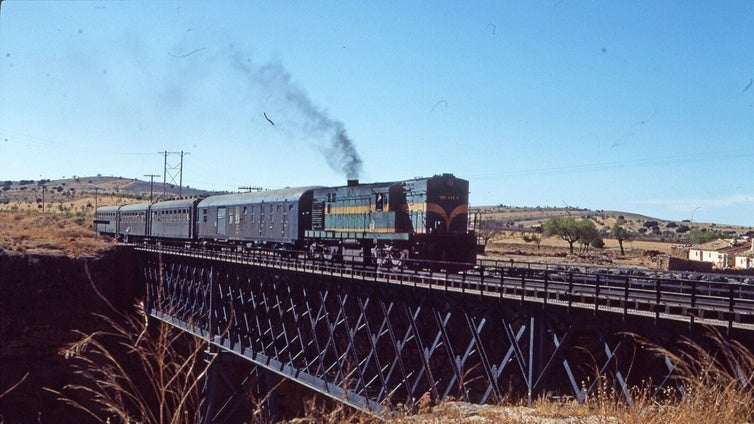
left=217, top=207, right=227, bottom=236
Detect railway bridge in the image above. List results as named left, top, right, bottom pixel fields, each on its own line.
left=135, top=246, right=754, bottom=421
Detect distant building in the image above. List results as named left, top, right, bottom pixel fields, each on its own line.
left=734, top=239, right=754, bottom=269
left=689, top=239, right=753, bottom=269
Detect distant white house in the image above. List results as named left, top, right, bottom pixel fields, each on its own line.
left=688, top=239, right=753, bottom=269
left=734, top=239, right=754, bottom=269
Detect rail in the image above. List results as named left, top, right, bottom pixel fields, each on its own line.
left=134, top=245, right=754, bottom=330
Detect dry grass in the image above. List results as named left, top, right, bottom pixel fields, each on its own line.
left=288, top=398, right=376, bottom=424
left=614, top=328, right=754, bottom=424
left=48, top=299, right=212, bottom=423
left=0, top=210, right=114, bottom=257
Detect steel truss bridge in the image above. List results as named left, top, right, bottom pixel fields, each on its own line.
left=135, top=246, right=754, bottom=421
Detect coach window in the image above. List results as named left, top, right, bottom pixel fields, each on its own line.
left=202, top=209, right=207, bottom=223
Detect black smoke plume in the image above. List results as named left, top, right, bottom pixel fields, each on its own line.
left=233, top=58, right=362, bottom=179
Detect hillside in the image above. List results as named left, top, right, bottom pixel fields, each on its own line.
left=1, top=176, right=752, bottom=262
left=471, top=205, right=752, bottom=240
left=0, top=176, right=211, bottom=216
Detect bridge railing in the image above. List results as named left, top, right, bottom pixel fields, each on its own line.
left=134, top=245, right=754, bottom=328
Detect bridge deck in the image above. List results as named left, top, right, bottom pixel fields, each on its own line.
left=136, top=245, right=754, bottom=330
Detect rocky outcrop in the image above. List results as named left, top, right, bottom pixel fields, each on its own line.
left=0, top=247, right=142, bottom=423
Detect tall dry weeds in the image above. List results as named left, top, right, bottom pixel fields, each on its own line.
left=291, top=397, right=375, bottom=424
left=46, top=259, right=216, bottom=423
left=47, top=301, right=213, bottom=423
left=531, top=327, right=754, bottom=424
left=623, top=327, right=754, bottom=424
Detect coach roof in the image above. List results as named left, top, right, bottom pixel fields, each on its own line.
left=150, top=198, right=200, bottom=210
left=119, top=202, right=151, bottom=212
left=198, top=186, right=322, bottom=207
left=96, top=205, right=121, bottom=213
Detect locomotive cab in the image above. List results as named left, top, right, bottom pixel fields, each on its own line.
left=410, top=174, right=477, bottom=266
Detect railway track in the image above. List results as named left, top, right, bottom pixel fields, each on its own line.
left=134, top=244, right=754, bottom=331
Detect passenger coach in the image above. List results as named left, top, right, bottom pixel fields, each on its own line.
left=150, top=198, right=199, bottom=241
left=117, top=203, right=150, bottom=241
left=196, top=187, right=320, bottom=249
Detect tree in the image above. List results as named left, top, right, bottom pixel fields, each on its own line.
left=543, top=217, right=605, bottom=254
left=576, top=219, right=602, bottom=253
left=689, top=229, right=724, bottom=244
left=676, top=225, right=691, bottom=234
left=475, top=214, right=503, bottom=251
left=543, top=216, right=581, bottom=254
left=522, top=233, right=542, bottom=250
left=643, top=220, right=659, bottom=229
left=611, top=218, right=634, bottom=255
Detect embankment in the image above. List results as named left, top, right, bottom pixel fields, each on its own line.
left=0, top=246, right=142, bottom=423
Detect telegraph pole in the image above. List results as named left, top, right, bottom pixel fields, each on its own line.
left=144, top=174, right=160, bottom=202
left=89, top=184, right=104, bottom=211
left=161, top=150, right=167, bottom=195
left=179, top=151, right=188, bottom=197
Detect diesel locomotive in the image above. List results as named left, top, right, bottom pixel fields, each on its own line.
left=95, top=173, right=477, bottom=269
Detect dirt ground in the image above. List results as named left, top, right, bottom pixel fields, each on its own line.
left=481, top=232, right=674, bottom=270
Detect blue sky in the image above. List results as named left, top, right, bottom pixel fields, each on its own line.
left=1, top=1, right=752, bottom=226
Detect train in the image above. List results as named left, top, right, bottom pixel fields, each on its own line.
left=94, top=173, right=477, bottom=270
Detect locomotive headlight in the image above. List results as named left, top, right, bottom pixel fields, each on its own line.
left=446, top=178, right=454, bottom=188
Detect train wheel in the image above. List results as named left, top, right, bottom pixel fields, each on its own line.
left=389, top=249, right=409, bottom=269
left=309, top=243, right=324, bottom=261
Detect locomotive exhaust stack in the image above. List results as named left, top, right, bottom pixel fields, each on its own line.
left=347, top=179, right=359, bottom=186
